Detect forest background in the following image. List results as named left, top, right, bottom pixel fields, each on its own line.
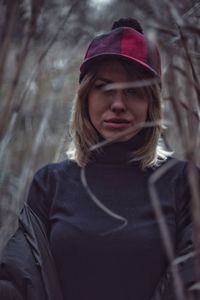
left=0, top=0, right=200, bottom=297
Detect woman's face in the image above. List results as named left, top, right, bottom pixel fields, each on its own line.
left=88, top=60, right=149, bottom=142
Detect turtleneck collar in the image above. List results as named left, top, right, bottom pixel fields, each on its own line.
left=89, top=128, right=150, bottom=164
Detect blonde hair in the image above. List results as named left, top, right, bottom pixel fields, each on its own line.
left=67, top=59, right=171, bottom=169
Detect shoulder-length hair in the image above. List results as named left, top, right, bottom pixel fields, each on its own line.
left=67, top=59, right=171, bottom=169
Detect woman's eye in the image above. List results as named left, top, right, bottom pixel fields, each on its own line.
left=94, top=83, right=114, bottom=94
left=125, top=88, right=143, bottom=97
left=94, top=83, right=105, bottom=90
left=125, top=88, right=136, bottom=95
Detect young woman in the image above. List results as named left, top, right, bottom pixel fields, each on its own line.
left=0, top=18, right=198, bottom=300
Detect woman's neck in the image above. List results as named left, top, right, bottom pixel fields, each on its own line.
left=89, top=129, right=148, bottom=164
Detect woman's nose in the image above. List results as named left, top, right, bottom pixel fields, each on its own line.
left=110, top=90, right=126, bottom=113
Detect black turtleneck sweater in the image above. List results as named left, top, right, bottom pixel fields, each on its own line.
left=27, top=131, right=191, bottom=300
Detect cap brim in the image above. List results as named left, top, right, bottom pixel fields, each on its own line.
left=80, top=53, right=160, bottom=78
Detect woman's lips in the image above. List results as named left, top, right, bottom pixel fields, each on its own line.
left=104, top=119, right=131, bottom=129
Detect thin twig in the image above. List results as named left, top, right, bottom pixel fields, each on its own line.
left=177, top=25, right=200, bottom=104
left=90, top=120, right=164, bottom=151
left=0, top=1, right=18, bottom=87
left=80, top=167, right=128, bottom=236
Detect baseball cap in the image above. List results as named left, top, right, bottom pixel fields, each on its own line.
left=80, top=24, right=161, bottom=81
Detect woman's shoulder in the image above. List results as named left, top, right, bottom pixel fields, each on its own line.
left=157, top=156, right=192, bottom=177
left=26, top=159, right=81, bottom=224
left=28, top=159, right=81, bottom=203
left=33, top=159, right=80, bottom=181
left=162, top=156, right=200, bottom=176
left=151, top=156, right=187, bottom=180
left=151, top=156, right=199, bottom=191
left=157, top=157, right=200, bottom=201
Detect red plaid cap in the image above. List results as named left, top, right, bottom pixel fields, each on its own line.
left=80, top=27, right=161, bottom=80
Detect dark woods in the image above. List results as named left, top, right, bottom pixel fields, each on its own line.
left=0, top=1, right=200, bottom=299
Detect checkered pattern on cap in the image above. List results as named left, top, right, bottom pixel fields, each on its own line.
left=80, top=27, right=161, bottom=80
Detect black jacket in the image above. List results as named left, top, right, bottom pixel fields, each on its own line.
left=0, top=160, right=199, bottom=300
left=0, top=204, right=63, bottom=300
left=0, top=204, right=197, bottom=300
